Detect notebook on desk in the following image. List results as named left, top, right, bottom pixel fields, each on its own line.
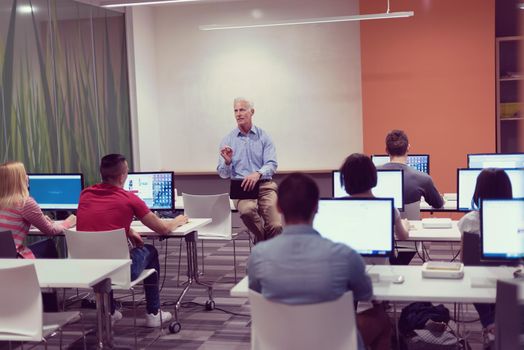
left=229, top=179, right=260, bottom=200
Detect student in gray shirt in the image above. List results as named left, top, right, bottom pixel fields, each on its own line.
left=379, top=129, right=444, bottom=209
left=248, top=172, right=392, bottom=350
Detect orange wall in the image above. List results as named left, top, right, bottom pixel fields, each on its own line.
left=359, top=0, right=495, bottom=193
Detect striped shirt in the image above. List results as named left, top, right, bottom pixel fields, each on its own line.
left=0, top=197, right=71, bottom=258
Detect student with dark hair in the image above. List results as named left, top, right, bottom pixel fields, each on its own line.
left=339, top=153, right=409, bottom=241
left=248, top=172, right=392, bottom=350
left=457, top=168, right=512, bottom=347
left=380, top=130, right=444, bottom=209
left=77, top=153, right=188, bottom=327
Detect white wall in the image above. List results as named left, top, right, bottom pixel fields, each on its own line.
left=129, top=0, right=363, bottom=173
left=127, top=6, right=162, bottom=170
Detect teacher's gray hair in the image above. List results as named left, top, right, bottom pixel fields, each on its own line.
left=234, top=97, right=254, bottom=110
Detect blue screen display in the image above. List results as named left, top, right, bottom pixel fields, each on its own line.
left=28, top=174, right=83, bottom=210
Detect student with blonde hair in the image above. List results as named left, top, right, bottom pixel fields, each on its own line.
left=0, top=161, right=76, bottom=258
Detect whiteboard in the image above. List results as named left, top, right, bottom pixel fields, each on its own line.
left=130, top=0, right=363, bottom=172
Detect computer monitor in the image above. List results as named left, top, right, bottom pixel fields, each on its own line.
left=481, top=198, right=524, bottom=260
left=313, top=198, right=394, bottom=257
left=124, top=172, right=174, bottom=210
left=371, top=154, right=430, bottom=174
left=468, top=153, right=524, bottom=169
left=332, top=170, right=404, bottom=210
left=28, top=173, right=84, bottom=210
left=457, top=168, right=524, bottom=211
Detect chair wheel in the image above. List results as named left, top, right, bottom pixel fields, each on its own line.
left=169, top=321, right=181, bottom=334
left=205, top=300, right=215, bottom=311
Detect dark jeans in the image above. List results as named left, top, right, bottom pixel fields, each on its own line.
left=112, top=244, right=161, bottom=315
left=474, top=303, right=495, bottom=328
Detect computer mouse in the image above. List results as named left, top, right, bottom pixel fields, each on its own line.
left=392, top=275, right=405, bottom=284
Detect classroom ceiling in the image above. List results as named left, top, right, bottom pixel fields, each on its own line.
left=75, top=0, right=243, bottom=9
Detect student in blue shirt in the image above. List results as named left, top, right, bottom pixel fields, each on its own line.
left=248, top=172, right=392, bottom=350
left=217, top=97, right=282, bottom=243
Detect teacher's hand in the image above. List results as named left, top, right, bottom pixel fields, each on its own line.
left=220, top=146, right=233, bottom=165
left=242, top=172, right=261, bottom=191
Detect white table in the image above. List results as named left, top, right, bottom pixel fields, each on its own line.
left=231, top=265, right=524, bottom=303
left=420, top=199, right=458, bottom=212
left=405, top=220, right=461, bottom=242
left=0, top=259, right=131, bottom=349
left=131, top=218, right=213, bottom=333
left=131, top=218, right=212, bottom=237
left=30, top=219, right=213, bottom=334
left=174, top=196, right=236, bottom=211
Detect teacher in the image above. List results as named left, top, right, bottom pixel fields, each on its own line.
left=217, top=97, right=282, bottom=243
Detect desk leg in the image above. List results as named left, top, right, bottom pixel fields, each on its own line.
left=93, top=278, right=113, bottom=349
left=170, top=231, right=214, bottom=334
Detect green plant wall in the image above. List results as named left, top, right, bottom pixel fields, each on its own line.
left=0, top=0, right=132, bottom=186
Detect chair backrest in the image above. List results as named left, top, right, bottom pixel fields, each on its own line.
left=462, top=232, right=481, bottom=266
left=462, top=232, right=500, bottom=267
left=64, top=228, right=130, bottom=287
left=182, top=193, right=232, bottom=239
left=0, top=261, right=43, bottom=341
left=495, top=280, right=521, bottom=350
left=249, top=290, right=357, bottom=350
left=0, top=231, right=17, bottom=258
left=400, top=201, right=421, bottom=220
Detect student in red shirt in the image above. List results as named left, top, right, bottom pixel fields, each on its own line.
left=77, top=154, right=188, bottom=327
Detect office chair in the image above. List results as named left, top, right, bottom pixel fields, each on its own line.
left=0, top=261, right=85, bottom=350
left=180, top=193, right=245, bottom=283
left=249, top=290, right=358, bottom=350
left=65, top=228, right=158, bottom=349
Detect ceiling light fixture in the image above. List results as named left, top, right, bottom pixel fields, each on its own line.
left=519, top=2, right=524, bottom=10
left=200, top=0, right=413, bottom=31
left=101, top=0, right=202, bottom=8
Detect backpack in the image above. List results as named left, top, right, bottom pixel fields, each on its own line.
left=398, top=302, right=471, bottom=350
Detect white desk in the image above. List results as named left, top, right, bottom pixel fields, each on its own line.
left=0, top=259, right=130, bottom=349
left=420, top=199, right=458, bottom=212
left=405, top=220, right=461, bottom=242
left=231, top=265, right=524, bottom=303
left=30, top=219, right=213, bottom=334
left=174, top=196, right=236, bottom=211
left=131, top=218, right=212, bottom=237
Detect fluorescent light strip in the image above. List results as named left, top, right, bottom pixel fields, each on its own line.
left=519, top=2, right=524, bottom=9
left=199, top=11, right=414, bottom=31
left=102, top=0, right=202, bottom=7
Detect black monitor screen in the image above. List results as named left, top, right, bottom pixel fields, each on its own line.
left=371, top=154, right=430, bottom=174
left=124, top=172, right=174, bottom=210
left=313, top=198, right=394, bottom=257
left=28, top=174, right=84, bottom=210
left=481, top=198, right=524, bottom=260
left=468, top=153, right=524, bottom=169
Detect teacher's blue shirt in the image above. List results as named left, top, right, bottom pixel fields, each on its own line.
left=217, top=125, right=277, bottom=180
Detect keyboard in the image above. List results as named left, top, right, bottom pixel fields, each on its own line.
left=421, top=218, right=452, bottom=229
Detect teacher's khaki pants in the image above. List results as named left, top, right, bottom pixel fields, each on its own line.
left=236, top=181, right=282, bottom=244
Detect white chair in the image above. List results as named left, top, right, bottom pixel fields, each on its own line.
left=64, top=228, right=157, bottom=348
left=181, top=193, right=245, bottom=282
left=0, top=261, right=84, bottom=350
left=400, top=201, right=421, bottom=220
left=396, top=201, right=421, bottom=262
left=248, top=290, right=358, bottom=350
